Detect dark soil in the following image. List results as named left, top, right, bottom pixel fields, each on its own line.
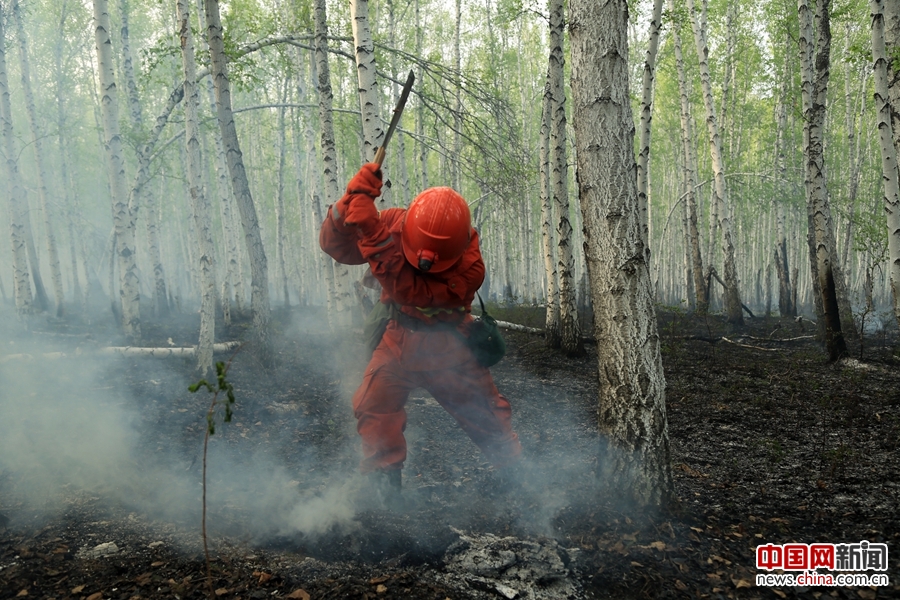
left=1, top=305, right=899, bottom=600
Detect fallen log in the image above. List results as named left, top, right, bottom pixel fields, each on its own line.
left=495, top=320, right=544, bottom=335
left=0, top=341, right=242, bottom=363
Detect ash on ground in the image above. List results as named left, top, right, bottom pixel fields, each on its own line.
left=441, top=529, right=581, bottom=599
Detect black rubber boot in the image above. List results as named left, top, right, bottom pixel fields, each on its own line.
left=370, top=469, right=403, bottom=508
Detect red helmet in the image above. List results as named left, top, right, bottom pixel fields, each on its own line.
left=401, top=187, right=471, bottom=273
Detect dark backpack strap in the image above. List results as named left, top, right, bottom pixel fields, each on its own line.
left=476, top=292, right=488, bottom=317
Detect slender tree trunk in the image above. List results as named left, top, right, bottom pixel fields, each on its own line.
left=118, top=0, right=142, bottom=123
left=350, top=0, right=383, bottom=168
left=0, top=2, right=33, bottom=315
left=885, top=0, right=900, bottom=156
left=117, top=0, right=168, bottom=320
left=178, top=0, right=217, bottom=374
left=452, top=0, right=463, bottom=192
left=570, top=0, right=671, bottom=508
left=275, top=82, right=290, bottom=307
left=549, top=0, right=583, bottom=356
left=637, top=0, right=664, bottom=236
left=415, top=0, right=427, bottom=190
left=840, top=30, right=864, bottom=273
left=540, top=75, right=561, bottom=347
left=670, top=0, right=706, bottom=313
left=315, top=0, right=353, bottom=329
left=93, top=0, right=141, bottom=341
left=687, top=0, right=743, bottom=325
left=871, top=0, right=900, bottom=329
left=386, top=0, right=410, bottom=207
left=204, top=0, right=271, bottom=360
left=799, top=0, right=847, bottom=360
left=196, top=0, right=240, bottom=319
left=13, top=0, right=65, bottom=317
left=53, top=0, right=85, bottom=314
left=773, top=28, right=796, bottom=318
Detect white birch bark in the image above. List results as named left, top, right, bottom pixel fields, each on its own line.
left=195, top=0, right=242, bottom=318
left=540, top=74, right=560, bottom=347
left=799, top=0, right=848, bottom=359
left=178, top=0, right=216, bottom=375
left=871, top=0, right=900, bottom=328
left=12, top=0, right=65, bottom=317
left=669, top=0, right=706, bottom=313
left=840, top=30, right=864, bottom=272
left=350, top=0, right=384, bottom=167
left=885, top=0, right=900, bottom=156
left=687, top=0, right=743, bottom=325
left=275, top=82, right=290, bottom=307
left=315, top=0, right=353, bottom=328
left=637, top=0, right=664, bottom=236
left=549, top=0, right=583, bottom=356
left=415, top=0, right=428, bottom=190
left=93, top=0, right=141, bottom=341
left=453, top=0, right=462, bottom=192
left=0, top=2, right=33, bottom=314
left=386, top=0, right=411, bottom=207
left=773, top=27, right=795, bottom=318
left=204, top=0, right=271, bottom=359
left=570, top=0, right=672, bottom=507
left=117, top=0, right=142, bottom=126
left=117, top=0, right=167, bottom=319
left=54, top=2, right=85, bottom=314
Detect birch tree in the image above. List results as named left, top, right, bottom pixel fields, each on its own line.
left=275, top=85, right=290, bottom=307
left=0, top=0, right=32, bottom=314
left=196, top=0, right=241, bottom=319
left=686, top=0, right=744, bottom=325
left=884, top=0, right=900, bottom=156
left=570, top=0, right=672, bottom=507
left=93, top=0, right=141, bottom=341
left=549, top=0, right=583, bottom=356
left=118, top=0, right=168, bottom=319
left=178, top=0, right=216, bottom=374
left=54, top=0, right=88, bottom=314
left=773, top=25, right=796, bottom=318
left=204, top=0, right=271, bottom=359
left=350, top=0, right=384, bottom=170
left=870, top=0, right=900, bottom=328
left=799, top=0, right=847, bottom=360
left=669, top=0, right=706, bottom=313
left=12, top=0, right=65, bottom=317
left=315, top=0, right=354, bottom=329
left=539, top=75, right=561, bottom=347
left=637, top=0, right=664, bottom=235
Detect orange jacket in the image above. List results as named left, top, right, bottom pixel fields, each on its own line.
left=320, top=198, right=486, bottom=371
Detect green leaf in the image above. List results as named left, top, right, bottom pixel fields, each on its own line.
left=189, top=380, right=210, bottom=393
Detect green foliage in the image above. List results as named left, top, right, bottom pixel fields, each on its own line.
left=189, top=361, right=236, bottom=435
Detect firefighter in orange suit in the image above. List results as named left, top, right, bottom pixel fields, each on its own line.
left=319, top=163, right=522, bottom=491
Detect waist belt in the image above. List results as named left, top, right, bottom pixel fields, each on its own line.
left=394, top=310, right=462, bottom=332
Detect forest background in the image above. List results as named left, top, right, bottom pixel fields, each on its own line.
left=0, top=0, right=896, bottom=355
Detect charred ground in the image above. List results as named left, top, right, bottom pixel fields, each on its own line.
left=1, top=306, right=898, bottom=599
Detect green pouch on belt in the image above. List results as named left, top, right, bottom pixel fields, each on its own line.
left=363, top=301, right=398, bottom=354
left=464, top=293, right=506, bottom=367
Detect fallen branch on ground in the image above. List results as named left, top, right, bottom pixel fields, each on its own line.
left=0, top=342, right=242, bottom=363
left=721, top=337, right=779, bottom=352
left=678, top=334, right=815, bottom=345
left=741, top=334, right=815, bottom=342
left=495, top=320, right=544, bottom=334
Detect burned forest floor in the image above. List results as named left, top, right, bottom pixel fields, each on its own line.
left=1, top=304, right=899, bottom=600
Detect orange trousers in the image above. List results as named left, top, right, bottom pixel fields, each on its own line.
left=352, top=321, right=521, bottom=473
